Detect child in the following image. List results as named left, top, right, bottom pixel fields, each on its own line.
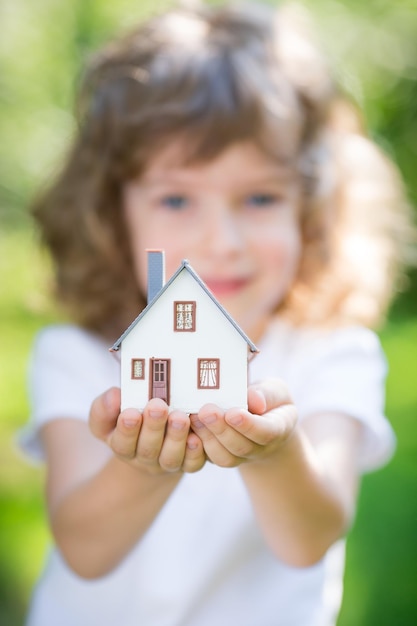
left=20, top=2, right=412, bottom=625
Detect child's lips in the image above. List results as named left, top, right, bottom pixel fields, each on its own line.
left=202, top=277, right=249, bottom=297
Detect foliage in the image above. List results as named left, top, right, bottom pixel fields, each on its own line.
left=0, top=230, right=54, bottom=625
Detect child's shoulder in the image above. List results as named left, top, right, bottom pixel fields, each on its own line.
left=273, top=316, right=381, bottom=347
left=298, top=324, right=382, bottom=355
left=32, top=324, right=111, bottom=370
left=268, top=317, right=385, bottom=366
left=34, top=323, right=107, bottom=350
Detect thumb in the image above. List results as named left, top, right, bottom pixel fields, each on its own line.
left=89, top=387, right=121, bottom=441
left=248, top=378, right=292, bottom=415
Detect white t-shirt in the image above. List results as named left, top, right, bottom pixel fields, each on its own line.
left=19, top=319, right=395, bottom=626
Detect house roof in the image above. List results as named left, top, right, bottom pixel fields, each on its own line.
left=111, top=259, right=259, bottom=354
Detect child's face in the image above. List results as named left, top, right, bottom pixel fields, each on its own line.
left=122, top=141, right=302, bottom=341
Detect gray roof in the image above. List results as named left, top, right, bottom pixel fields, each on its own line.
left=111, top=260, right=259, bottom=354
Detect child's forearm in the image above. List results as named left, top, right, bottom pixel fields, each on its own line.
left=239, top=417, right=360, bottom=567
left=42, top=389, right=206, bottom=578
left=49, top=456, right=181, bottom=579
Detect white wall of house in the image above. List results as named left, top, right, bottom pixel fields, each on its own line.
left=120, top=269, right=250, bottom=412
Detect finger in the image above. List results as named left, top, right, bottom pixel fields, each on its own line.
left=158, top=410, right=190, bottom=472
left=190, top=410, right=241, bottom=468
left=89, top=387, right=121, bottom=441
left=198, top=404, right=257, bottom=458
left=190, top=407, right=220, bottom=444
left=225, top=403, right=298, bottom=447
left=182, top=433, right=206, bottom=474
left=248, top=378, right=292, bottom=415
left=109, top=408, right=142, bottom=459
left=136, top=398, right=169, bottom=464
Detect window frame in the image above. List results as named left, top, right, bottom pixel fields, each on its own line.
left=131, top=358, right=145, bottom=380
left=174, top=301, right=196, bottom=332
left=197, top=358, right=220, bottom=389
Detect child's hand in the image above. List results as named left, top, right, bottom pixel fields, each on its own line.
left=190, top=379, right=297, bottom=468
left=89, top=388, right=206, bottom=475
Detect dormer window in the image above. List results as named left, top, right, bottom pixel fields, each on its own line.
left=174, top=301, right=196, bottom=331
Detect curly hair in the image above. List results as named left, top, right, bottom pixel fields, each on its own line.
left=32, top=1, right=413, bottom=338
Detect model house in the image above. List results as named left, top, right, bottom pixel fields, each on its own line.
left=111, top=250, right=259, bottom=413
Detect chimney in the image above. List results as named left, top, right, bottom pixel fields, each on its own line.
left=147, top=249, right=165, bottom=303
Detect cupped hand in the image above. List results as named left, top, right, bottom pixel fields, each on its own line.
left=89, top=388, right=206, bottom=474
left=190, top=378, right=298, bottom=468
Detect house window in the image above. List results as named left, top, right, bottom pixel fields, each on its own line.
left=174, top=301, right=196, bottom=331
left=131, top=358, right=145, bottom=379
left=198, top=359, right=220, bottom=389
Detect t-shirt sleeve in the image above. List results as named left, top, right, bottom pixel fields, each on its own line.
left=289, top=326, right=396, bottom=473
left=18, top=325, right=120, bottom=463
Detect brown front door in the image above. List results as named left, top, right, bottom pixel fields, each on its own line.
left=150, top=359, right=170, bottom=404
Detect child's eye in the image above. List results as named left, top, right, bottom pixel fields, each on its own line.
left=245, top=193, right=280, bottom=208
left=161, top=195, right=188, bottom=210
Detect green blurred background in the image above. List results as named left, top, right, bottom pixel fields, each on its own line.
left=1, top=1, right=416, bottom=624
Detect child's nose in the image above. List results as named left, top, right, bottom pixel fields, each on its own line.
left=202, top=206, right=244, bottom=255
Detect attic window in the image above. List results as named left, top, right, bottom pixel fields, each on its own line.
left=174, top=301, right=196, bottom=331
left=131, top=358, right=145, bottom=379
left=198, top=359, right=220, bottom=388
